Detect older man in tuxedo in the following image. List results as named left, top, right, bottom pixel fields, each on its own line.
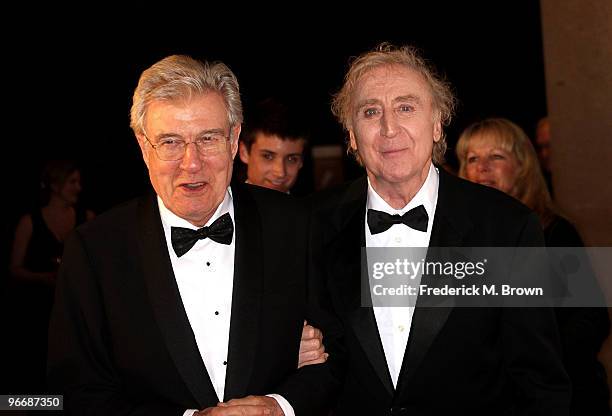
left=308, top=44, right=570, bottom=415
left=48, top=55, right=336, bottom=416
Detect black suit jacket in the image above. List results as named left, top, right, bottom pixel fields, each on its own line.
left=309, top=169, right=571, bottom=416
left=48, top=184, right=337, bottom=415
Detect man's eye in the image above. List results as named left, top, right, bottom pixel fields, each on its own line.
left=398, top=104, right=414, bottom=112
left=363, top=108, right=379, bottom=117
left=287, top=156, right=302, bottom=164
left=262, top=153, right=274, bottom=160
left=159, top=138, right=183, bottom=147
left=198, top=135, right=218, bottom=144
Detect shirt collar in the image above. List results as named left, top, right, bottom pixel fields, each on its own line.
left=366, top=163, right=439, bottom=220
left=157, top=187, right=234, bottom=230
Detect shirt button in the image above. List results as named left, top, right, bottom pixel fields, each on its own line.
left=398, top=325, right=405, bottom=332
left=223, top=361, right=227, bottom=366
left=395, top=236, right=402, bottom=243
left=214, top=311, right=219, bottom=316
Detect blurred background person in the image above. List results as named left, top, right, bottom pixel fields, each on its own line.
left=6, top=159, right=94, bottom=393
left=10, top=159, right=94, bottom=284
left=535, top=116, right=553, bottom=193
left=237, top=97, right=308, bottom=194
left=456, top=117, right=610, bottom=415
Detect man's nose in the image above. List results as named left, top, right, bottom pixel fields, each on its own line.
left=380, top=112, right=399, bottom=138
left=179, top=142, right=204, bottom=171
left=272, top=159, right=287, bottom=178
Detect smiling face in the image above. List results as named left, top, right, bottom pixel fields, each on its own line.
left=239, top=133, right=305, bottom=193
left=348, top=64, right=441, bottom=196
left=464, top=135, right=520, bottom=195
left=137, top=92, right=239, bottom=227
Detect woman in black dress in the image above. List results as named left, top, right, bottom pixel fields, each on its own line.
left=8, top=160, right=94, bottom=392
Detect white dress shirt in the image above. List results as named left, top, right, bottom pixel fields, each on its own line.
left=159, top=190, right=235, bottom=403
left=366, top=163, right=439, bottom=388
left=158, top=190, right=294, bottom=416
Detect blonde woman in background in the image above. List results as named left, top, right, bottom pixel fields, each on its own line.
left=456, top=118, right=610, bottom=415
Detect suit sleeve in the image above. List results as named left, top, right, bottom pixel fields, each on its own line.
left=272, top=199, right=346, bottom=415
left=272, top=266, right=347, bottom=415
left=47, top=231, right=186, bottom=416
left=501, top=212, right=571, bottom=415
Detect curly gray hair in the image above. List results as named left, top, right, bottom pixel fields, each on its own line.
left=331, top=43, right=456, bottom=165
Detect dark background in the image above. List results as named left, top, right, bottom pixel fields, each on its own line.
left=0, top=2, right=553, bottom=397
left=3, top=2, right=547, bottom=278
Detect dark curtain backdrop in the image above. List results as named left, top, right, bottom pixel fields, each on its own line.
left=2, top=2, right=546, bottom=287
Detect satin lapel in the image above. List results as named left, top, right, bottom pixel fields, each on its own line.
left=328, top=179, right=395, bottom=396
left=137, top=193, right=215, bottom=408
left=223, top=185, right=263, bottom=401
left=396, top=169, right=473, bottom=397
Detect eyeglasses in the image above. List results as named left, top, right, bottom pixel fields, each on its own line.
left=142, top=130, right=231, bottom=161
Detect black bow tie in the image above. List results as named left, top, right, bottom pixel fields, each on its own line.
left=367, top=206, right=429, bottom=235
left=171, top=212, right=234, bottom=257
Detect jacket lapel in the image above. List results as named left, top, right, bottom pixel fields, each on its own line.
left=223, top=185, right=263, bottom=401
left=395, top=169, right=473, bottom=397
left=328, top=178, right=395, bottom=396
left=137, top=192, right=216, bottom=408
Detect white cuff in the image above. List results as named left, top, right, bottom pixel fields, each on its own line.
left=266, top=393, right=295, bottom=416
left=183, top=410, right=198, bottom=416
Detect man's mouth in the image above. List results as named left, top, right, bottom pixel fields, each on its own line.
left=380, top=147, right=407, bottom=155
left=180, top=182, right=206, bottom=190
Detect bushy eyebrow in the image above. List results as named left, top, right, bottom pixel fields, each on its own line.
left=394, top=95, right=421, bottom=105
left=154, top=128, right=227, bottom=140
left=355, top=98, right=381, bottom=111
left=355, top=95, right=422, bottom=111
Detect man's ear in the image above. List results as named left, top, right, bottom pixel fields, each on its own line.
left=238, top=141, right=250, bottom=164
left=230, top=125, right=241, bottom=160
left=349, top=129, right=358, bottom=152
left=433, top=114, right=442, bottom=143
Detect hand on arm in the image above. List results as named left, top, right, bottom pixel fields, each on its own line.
left=297, top=321, right=328, bottom=368
left=193, top=396, right=284, bottom=415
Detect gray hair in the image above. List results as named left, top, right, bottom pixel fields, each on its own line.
left=130, top=55, right=243, bottom=135
left=331, top=43, right=456, bottom=165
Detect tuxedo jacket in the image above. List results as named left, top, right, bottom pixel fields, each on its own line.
left=48, top=184, right=337, bottom=415
left=309, top=169, right=571, bottom=416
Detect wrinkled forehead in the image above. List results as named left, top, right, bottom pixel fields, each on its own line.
left=353, top=64, right=433, bottom=104
left=145, top=92, right=231, bottom=129
left=168, top=91, right=228, bottom=112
